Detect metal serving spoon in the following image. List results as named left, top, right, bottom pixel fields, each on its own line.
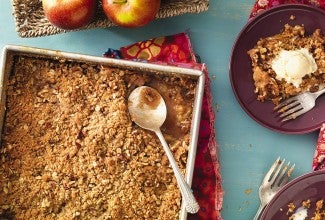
left=128, top=86, right=200, bottom=214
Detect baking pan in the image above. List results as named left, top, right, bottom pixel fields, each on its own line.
left=0, top=44, right=205, bottom=219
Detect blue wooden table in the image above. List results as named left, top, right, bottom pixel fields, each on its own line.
left=0, top=1, right=319, bottom=219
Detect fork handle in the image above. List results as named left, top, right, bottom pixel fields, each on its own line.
left=253, top=204, right=265, bottom=220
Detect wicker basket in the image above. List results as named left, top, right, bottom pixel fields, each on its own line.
left=12, top=0, right=209, bottom=38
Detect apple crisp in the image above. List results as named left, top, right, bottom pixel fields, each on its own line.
left=287, top=199, right=325, bottom=220
left=0, top=55, right=197, bottom=219
left=248, top=24, right=325, bottom=104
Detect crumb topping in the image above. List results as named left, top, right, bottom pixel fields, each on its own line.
left=287, top=199, right=325, bottom=220
left=0, top=55, right=197, bottom=219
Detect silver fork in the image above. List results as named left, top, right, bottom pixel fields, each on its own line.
left=253, top=157, right=295, bottom=220
left=274, top=87, right=325, bottom=122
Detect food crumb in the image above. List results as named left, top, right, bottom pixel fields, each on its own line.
left=245, top=188, right=252, bottom=195
left=287, top=202, right=296, bottom=215
left=215, top=103, right=220, bottom=112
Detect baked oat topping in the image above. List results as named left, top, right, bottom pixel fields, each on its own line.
left=248, top=24, right=325, bottom=104
left=287, top=199, right=325, bottom=220
left=0, top=55, right=197, bottom=219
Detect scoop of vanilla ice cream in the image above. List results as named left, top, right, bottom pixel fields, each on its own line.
left=291, top=207, right=307, bottom=220
left=271, top=48, right=317, bottom=88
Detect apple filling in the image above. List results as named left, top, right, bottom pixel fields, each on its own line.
left=0, top=55, right=197, bottom=219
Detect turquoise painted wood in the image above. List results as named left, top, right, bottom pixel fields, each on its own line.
left=0, top=1, right=319, bottom=219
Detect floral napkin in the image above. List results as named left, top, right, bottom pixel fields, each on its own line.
left=250, top=0, right=325, bottom=171
left=104, top=32, right=223, bottom=219
left=250, top=0, right=325, bottom=18
left=313, top=124, right=325, bottom=171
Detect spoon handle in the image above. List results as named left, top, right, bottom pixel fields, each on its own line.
left=155, top=129, right=200, bottom=214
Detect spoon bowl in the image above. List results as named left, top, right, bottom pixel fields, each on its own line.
left=128, top=86, right=166, bottom=131
left=128, top=86, right=200, bottom=214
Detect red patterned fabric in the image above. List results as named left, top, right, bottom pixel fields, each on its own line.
left=313, top=124, right=325, bottom=171
left=104, top=32, right=223, bottom=219
left=250, top=0, right=325, bottom=18
left=250, top=0, right=325, bottom=171
left=120, top=33, right=197, bottom=64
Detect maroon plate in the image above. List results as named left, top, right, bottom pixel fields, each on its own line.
left=229, top=4, right=325, bottom=134
left=260, top=169, right=325, bottom=220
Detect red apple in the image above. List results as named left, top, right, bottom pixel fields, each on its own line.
left=102, top=0, right=161, bottom=28
left=42, top=0, right=97, bottom=30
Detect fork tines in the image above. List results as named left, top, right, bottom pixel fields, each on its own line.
left=274, top=98, right=304, bottom=122
left=266, top=157, right=295, bottom=187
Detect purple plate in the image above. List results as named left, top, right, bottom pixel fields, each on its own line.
left=229, top=4, right=325, bottom=134
left=260, top=169, right=325, bottom=220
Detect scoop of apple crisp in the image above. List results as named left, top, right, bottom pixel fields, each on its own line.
left=248, top=24, right=325, bottom=104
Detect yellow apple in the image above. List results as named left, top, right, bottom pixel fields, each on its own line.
left=102, top=0, right=161, bottom=28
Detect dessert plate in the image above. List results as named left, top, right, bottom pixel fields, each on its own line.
left=229, top=4, right=325, bottom=134
left=260, top=169, right=325, bottom=220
